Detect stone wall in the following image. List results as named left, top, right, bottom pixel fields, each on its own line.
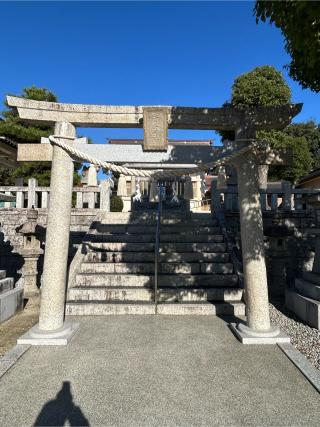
left=1, top=207, right=318, bottom=297
left=0, top=209, right=98, bottom=284
left=225, top=210, right=317, bottom=297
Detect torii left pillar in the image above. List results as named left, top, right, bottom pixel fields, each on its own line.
left=18, top=122, right=80, bottom=345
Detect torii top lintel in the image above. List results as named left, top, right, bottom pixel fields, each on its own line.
left=7, top=96, right=302, bottom=133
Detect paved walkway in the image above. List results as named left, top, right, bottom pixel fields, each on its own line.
left=0, top=316, right=319, bottom=426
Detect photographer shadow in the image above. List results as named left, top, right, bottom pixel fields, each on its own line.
left=34, top=381, right=89, bottom=427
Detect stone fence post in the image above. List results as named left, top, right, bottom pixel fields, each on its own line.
left=211, top=180, right=220, bottom=218
left=282, top=181, right=292, bottom=212
left=27, top=178, right=38, bottom=209
left=100, top=180, right=111, bottom=212
left=184, top=176, right=193, bottom=216
left=15, top=178, right=24, bottom=208
left=41, top=191, right=49, bottom=209
left=76, top=191, right=83, bottom=209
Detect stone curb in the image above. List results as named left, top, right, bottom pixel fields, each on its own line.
left=278, top=343, right=320, bottom=393
left=0, top=344, right=31, bottom=379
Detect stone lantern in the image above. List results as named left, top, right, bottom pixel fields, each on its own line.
left=19, top=208, right=43, bottom=297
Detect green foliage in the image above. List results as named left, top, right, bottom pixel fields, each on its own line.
left=285, top=121, right=320, bottom=167
left=254, top=1, right=320, bottom=92
left=220, top=66, right=291, bottom=142
left=8, top=162, right=53, bottom=186
left=231, top=65, right=291, bottom=107
left=0, top=85, right=82, bottom=185
left=21, top=86, right=57, bottom=102
left=1, top=85, right=57, bottom=142
left=262, top=122, right=320, bottom=183
left=0, top=119, right=51, bottom=143
left=0, top=167, right=13, bottom=185
left=110, top=195, right=124, bottom=212
left=221, top=65, right=318, bottom=183
left=259, top=129, right=313, bottom=183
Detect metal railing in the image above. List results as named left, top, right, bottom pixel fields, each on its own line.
left=154, top=184, right=164, bottom=314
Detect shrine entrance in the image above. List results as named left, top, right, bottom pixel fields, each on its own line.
left=7, top=95, right=302, bottom=345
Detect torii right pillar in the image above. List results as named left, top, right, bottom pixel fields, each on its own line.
left=230, top=141, right=290, bottom=344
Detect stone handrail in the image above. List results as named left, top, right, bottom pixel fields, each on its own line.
left=212, top=183, right=320, bottom=213
left=0, top=178, right=106, bottom=210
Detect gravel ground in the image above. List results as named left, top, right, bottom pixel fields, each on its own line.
left=269, top=299, right=320, bottom=370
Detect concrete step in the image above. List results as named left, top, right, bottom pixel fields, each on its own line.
left=161, top=234, right=223, bottom=243
left=94, top=224, right=221, bottom=235
left=68, top=286, right=243, bottom=303
left=0, top=270, right=6, bottom=280
left=161, top=225, right=220, bottom=234
left=80, top=262, right=233, bottom=275
left=295, top=278, right=320, bottom=301
left=156, top=301, right=245, bottom=316
left=302, top=271, right=320, bottom=285
left=83, top=242, right=155, bottom=252
left=0, top=277, right=14, bottom=295
left=87, top=234, right=224, bottom=243
left=84, top=251, right=230, bottom=263
left=75, top=273, right=239, bottom=287
left=161, top=219, right=217, bottom=226
left=159, top=220, right=212, bottom=226
left=83, top=242, right=227, bottom=253
left=65, top=301, right=245, bottom=316
left=98, top=216, right=218, bottom=227
left=66, top=301, right=156, bottom=315
left=285, top=289, right=320, bottom=329
left=160, top=242, right=227, bottom=252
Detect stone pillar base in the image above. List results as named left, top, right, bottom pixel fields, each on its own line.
left=17, top=321, right=79, bottom=346
left=230, top=322, right=290, bottom=345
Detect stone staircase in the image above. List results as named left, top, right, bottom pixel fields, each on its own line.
left=0, top=269, right=23, bottom=323
left=66, top=212, right=245, bottom=315
left=286, top=271, right=320, bottom=329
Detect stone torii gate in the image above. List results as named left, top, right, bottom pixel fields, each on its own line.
left=6, top=96, right=302, bottom=345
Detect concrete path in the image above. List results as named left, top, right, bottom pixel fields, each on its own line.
left=0, top=316, right=319, bottom=426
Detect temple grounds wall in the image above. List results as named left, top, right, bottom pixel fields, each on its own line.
left=0, top=209, right=98, bottom=284
left=225, top=211, right=317, bottom=296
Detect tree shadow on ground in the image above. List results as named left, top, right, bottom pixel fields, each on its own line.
left=34, top=381, right=90, bottom=427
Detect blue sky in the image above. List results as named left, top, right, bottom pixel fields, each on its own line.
left=0, top=1, right=319, bottom=145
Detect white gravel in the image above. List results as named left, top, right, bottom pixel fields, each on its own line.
left=269, top=300, right=320, bottom=370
